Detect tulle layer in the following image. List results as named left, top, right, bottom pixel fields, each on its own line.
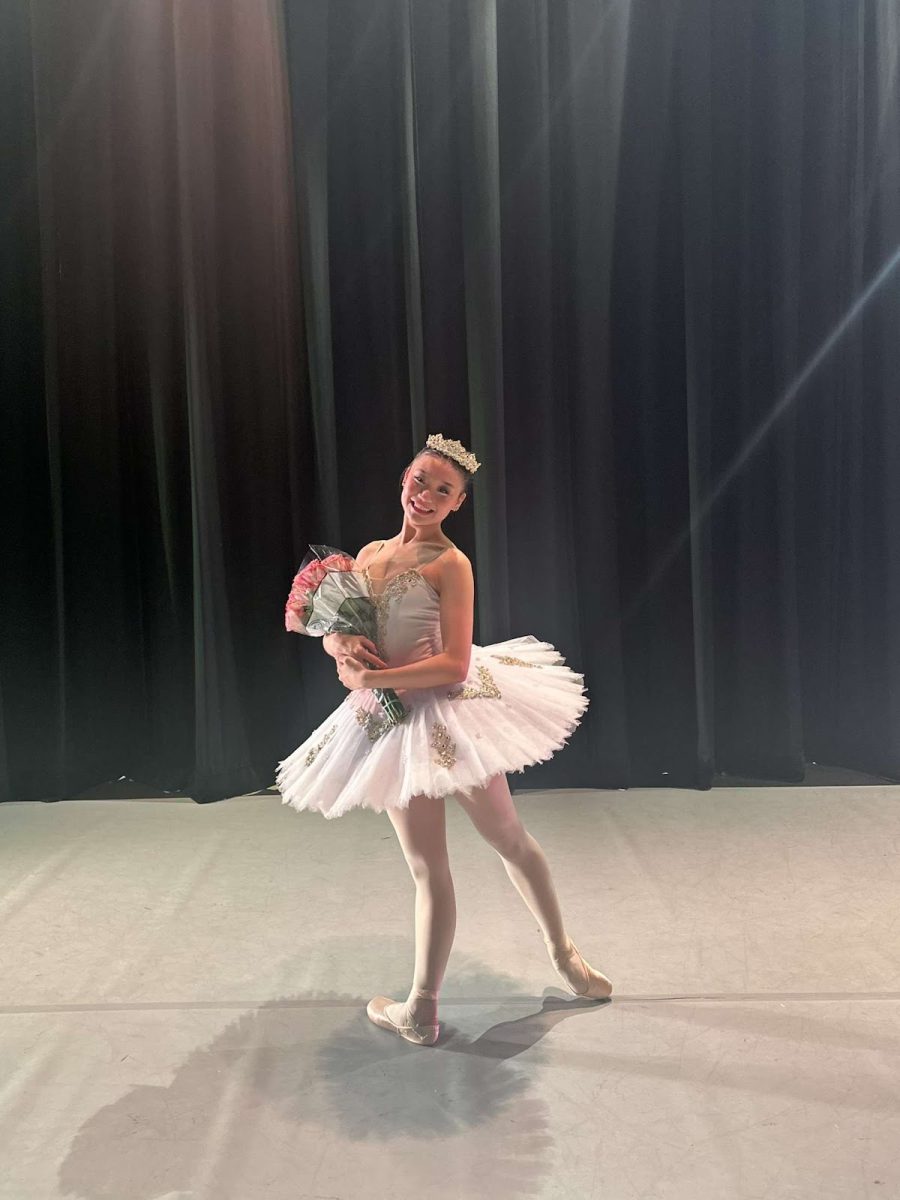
left=276, top=635, right=589, bottom=819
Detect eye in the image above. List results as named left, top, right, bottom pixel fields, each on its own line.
left=415, top=472, right=449, bottom=495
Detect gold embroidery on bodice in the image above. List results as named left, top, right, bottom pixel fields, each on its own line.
left=362, top=540, right=451, bottom=654
left=363, top=566, right=429, bottom=653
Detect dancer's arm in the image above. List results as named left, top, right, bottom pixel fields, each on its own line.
left=359, top=650, right=462, bottom=690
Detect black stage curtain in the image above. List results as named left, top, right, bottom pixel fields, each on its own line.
left=3, top=1, right=899, bottom=803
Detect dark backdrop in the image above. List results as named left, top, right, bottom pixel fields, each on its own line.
left=3, top=0, right=899, bottom=803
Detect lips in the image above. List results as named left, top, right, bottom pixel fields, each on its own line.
left=410, top=500, right=433, bottom=515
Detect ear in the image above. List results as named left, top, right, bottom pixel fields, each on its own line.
left=454, top=493, right=467, bottom=511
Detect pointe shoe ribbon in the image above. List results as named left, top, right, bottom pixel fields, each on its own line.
left=366, top=996, right=440, bottom=1045
left=547, top=939, right=613, bottom=1000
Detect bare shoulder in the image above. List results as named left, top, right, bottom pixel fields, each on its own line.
left=446, top=546, right=472, bottom=573
left=431, top=546, right=474, bottom=596
left=355, top=539, right=385, bottom=569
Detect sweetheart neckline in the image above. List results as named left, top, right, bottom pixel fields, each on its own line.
left=362, top=564, right=440, bottom=601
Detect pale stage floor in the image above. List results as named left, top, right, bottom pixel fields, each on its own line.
left=1, top=785, right=898, bottom=1200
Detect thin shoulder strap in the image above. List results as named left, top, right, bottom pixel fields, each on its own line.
left=428, top=542, right=455, bottom=565
left=371, top=538, right=453, bottom=568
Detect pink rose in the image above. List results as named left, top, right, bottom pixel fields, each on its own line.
left=295, top=560, right=329, bottom=592
left=283, top=551, right=357, bottom=634
left=319, top=553, right=356, bottom=572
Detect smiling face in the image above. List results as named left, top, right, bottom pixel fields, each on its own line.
left=401, top=452, right=467, bottom=527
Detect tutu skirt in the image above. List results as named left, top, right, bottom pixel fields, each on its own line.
left=276, top=635, right=589, bottom=819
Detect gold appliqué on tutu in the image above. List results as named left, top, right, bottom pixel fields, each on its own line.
left=355, top=707, right=390, bottom=743
left=305, top=725, right=337, bottom=766
left=447, top=665, right=501, bottom=700
left=492, top=654, right=540, bottom=667
left=430, top=722, right=456, bottom=768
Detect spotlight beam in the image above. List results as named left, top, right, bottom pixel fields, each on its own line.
left=626, top=241, right=900, bottom=617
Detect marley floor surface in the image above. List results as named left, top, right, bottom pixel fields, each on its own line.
left=1, top=786, right=899, bottom=1200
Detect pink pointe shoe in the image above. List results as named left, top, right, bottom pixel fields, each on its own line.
left=547, top=938, right=613, bottom=1000
left=366, top=990, right=440, bottom=1046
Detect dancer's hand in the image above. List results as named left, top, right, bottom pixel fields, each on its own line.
left=323, top=633, right=386, bottom=670
left=335, top=655, right=370, bottom=691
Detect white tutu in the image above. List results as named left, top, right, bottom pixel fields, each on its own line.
left=276, top=634, right=589, bottom=819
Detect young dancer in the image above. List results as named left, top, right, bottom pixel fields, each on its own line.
left=277, top=434, right=612, bottom=1046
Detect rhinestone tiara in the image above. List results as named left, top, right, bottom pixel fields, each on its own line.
left=425, top=433, right=481, bottom=475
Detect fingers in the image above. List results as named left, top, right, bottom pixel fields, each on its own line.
left=335, top=643, right=385, bottom=677
left=353, top=639, right=387, bottom=669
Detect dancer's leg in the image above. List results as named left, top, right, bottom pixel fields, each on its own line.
left=454, top=773, right=612, bottom=998
left=453, top=773, right=568, bottom=952
left=385, top=793, right=456, bottom=1025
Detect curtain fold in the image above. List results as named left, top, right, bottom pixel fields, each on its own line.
left=3, top=0, right=316, bottom=802
left=3, top=0, right=899, bottom=802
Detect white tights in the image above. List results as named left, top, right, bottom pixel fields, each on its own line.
left=385, top=773, right=570, bottom=1025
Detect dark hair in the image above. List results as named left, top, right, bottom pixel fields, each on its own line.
left=400, top=447, right=474, bottom=495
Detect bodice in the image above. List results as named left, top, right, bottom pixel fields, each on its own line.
left=361, top=566, right=443, bottom=667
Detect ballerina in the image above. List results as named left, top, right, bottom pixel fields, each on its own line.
left=276, top=434, right=611, bottom=1046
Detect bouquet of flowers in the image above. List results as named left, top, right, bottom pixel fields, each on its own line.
left=284, top=545, right=408, bottom=729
